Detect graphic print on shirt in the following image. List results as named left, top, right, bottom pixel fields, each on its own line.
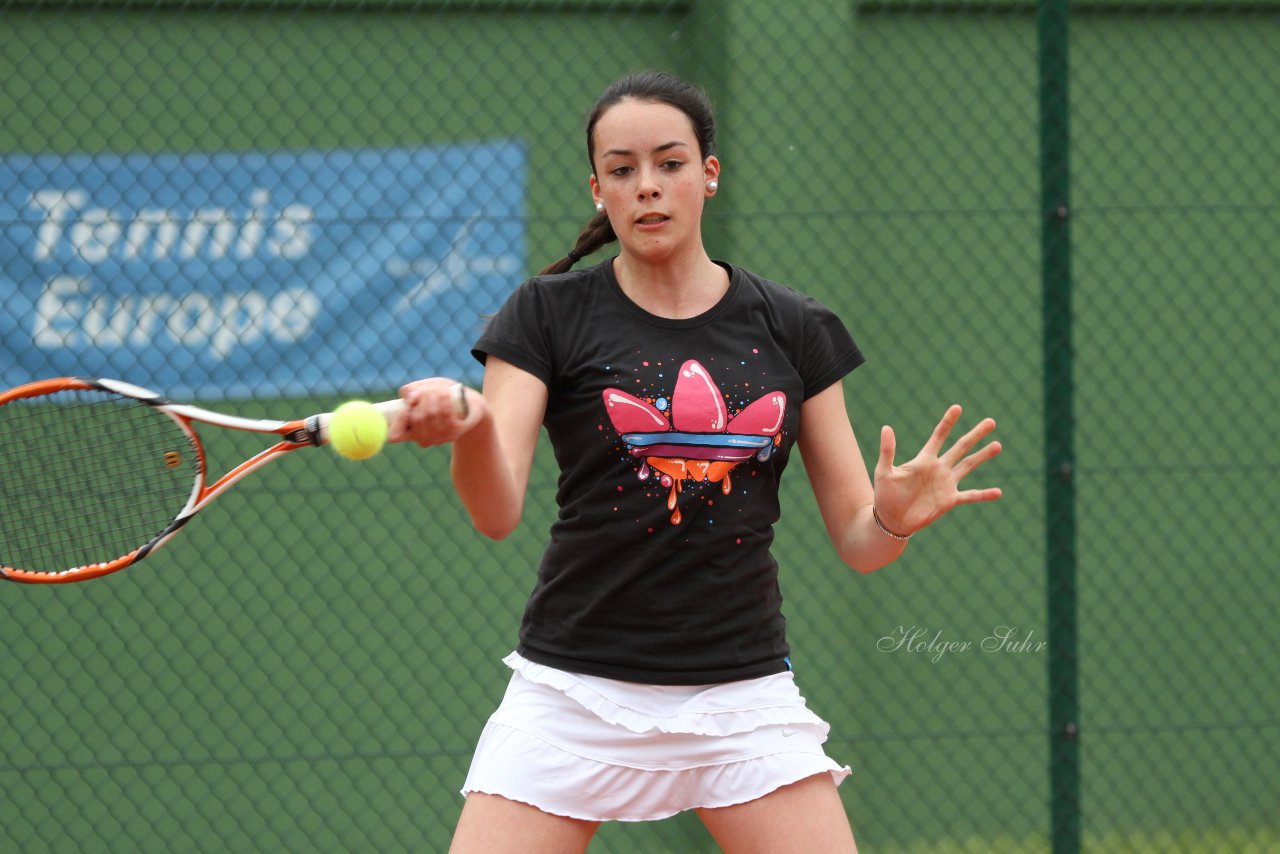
left=602, top=358, right=786, bottom=525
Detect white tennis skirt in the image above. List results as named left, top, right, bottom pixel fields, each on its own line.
left=460, top=652, right=851, bottom=822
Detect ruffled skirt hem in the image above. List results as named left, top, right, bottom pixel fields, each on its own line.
left=459, top=653, right=852, bottom=822
left=463, top=721, right=851, bottom=823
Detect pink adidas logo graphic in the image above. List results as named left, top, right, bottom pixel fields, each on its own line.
left=603, top=359, right=786, bottom=524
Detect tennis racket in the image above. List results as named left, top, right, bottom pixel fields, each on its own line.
left=0, top=377, right=412, bottom=584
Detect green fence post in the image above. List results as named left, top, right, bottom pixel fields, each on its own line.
left=678, top=0, right=731, bottom=261
left=1038, top=0, right=1079, bottom=852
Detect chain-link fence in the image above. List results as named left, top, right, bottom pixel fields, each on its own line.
left=2, top=1, right=1276, bottom=851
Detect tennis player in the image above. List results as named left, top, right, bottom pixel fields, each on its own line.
left=393, top=70, right=1002, bottom=854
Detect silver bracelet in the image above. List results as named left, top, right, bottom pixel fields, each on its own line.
left=873, top=505, right=912, bottom=541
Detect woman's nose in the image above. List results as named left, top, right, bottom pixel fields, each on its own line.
left=636, top=168, right=661, bottom=200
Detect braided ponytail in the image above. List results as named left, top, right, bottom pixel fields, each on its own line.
left=539, top=211, right=617, bottom=275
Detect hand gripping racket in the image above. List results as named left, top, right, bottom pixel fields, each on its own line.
left=0, top=377, right=409, bottom=584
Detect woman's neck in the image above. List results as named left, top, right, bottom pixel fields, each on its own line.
left=613, top=251, right=729, bottom=320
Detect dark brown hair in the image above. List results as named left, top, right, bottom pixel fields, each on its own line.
left=540, top=70, right=717, bottom=276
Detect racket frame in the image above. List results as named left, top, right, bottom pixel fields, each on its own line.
left=0, top=377, right=402, bottom=584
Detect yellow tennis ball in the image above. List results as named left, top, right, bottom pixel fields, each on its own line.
left=328, top=400, right=388, bottom=461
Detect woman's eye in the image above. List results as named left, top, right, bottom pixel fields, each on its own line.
left=610, top=166, right=633, bottom=177
left=662, top=160, right=684, bottom=170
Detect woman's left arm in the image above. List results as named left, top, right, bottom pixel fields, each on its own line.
left=796, top=382, right=1002, bottom=574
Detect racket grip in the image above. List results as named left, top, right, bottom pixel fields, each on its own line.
left=311, top=398, right=406, bottom=444
left=373, top=398, right=409, bottom=422
left=309, top=388, right=472, bottom=445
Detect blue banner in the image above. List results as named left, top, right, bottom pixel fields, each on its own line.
left=1, top=143, right=525, bottom=399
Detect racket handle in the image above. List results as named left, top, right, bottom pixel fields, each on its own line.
left=374, top=397, right=410, bottom=423
left=311, top=398, right=406, bottom=445
left=386, top=386, right=469, bottom=421
left=309, top=388, right=469, bottom=445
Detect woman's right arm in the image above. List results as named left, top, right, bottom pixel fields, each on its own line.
left=391, top=357, right=548, bottom=540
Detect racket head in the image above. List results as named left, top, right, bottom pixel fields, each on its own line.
left=0, top=378, right=205, bottom=583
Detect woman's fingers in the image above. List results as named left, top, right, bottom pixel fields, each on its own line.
left=389, top=378, right=473, bottom=447
left=956, top=484, right=1004, bottom=505
left=952, top=439, right=1003, bottom=482
left=876, top=424, right=897, bottom=477
left=387, top=409, right=410, bottom=443
left=922, top=404, right=963, bottom=457
left=941, top=416, right=999, bottom=468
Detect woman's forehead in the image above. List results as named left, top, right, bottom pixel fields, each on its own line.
left=593, top=100, right=699, bottom=152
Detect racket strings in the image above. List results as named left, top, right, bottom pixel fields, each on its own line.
left=0, top=389, right=199, bottom=575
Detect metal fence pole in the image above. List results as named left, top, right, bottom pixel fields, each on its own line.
left=1038, top=0, right=1079, bottom=851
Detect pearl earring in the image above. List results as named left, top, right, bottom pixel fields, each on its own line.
left=707, top=180, right=718, bottom=192
left=595, top=201, right=604, bottom=212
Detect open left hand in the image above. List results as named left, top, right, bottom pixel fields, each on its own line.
left=872, top=404, right=1003, bottom=537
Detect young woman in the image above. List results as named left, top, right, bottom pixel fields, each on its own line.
left=391, top=70, right=1002, bottom=854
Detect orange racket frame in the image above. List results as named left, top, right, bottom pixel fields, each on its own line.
left=0, top=377, right=403, bottom=584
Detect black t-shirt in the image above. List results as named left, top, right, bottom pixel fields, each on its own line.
left=472, top=258, right=864, bottom=685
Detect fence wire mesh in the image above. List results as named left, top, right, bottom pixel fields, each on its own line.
left=1, top=1, right=1276, bottom=852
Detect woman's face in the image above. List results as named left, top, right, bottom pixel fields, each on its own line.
left=590, top=98, right=719, bottom=265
